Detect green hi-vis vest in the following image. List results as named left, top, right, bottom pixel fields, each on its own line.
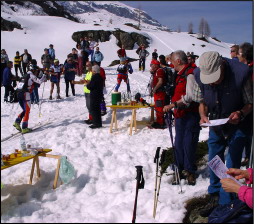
left=84, top=71, right=92, bottom=93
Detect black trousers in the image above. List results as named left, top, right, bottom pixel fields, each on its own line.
left=139, top=58, right=146, bottom=71
left=22, top=63, right=28, bottom=74
left=15, top=64, right=23, bottom=77
left=4, top=85, right=15, bottom=102
left=65, top=79, right=75, bottom=97
left=90, top=100, right=102, bottom=126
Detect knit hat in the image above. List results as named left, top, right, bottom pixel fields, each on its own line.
left=199, top=51, right=222, bottom=84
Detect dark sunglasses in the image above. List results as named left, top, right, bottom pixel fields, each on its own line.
left=230, top=50, right=236, bottom=53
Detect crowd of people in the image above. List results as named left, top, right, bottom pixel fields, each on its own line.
left=1, top=39, right=253, bottom=215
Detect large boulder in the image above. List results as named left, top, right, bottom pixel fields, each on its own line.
left=1, top=17, right=22, bottom=31
left=72, top=29, right=150, bottom=50
left=72, top=30, right=112, bottom=43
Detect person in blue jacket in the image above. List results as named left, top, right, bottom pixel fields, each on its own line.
left=3, top=61, right=16, bottom=102
left=92, top=47, right=104, bottom=66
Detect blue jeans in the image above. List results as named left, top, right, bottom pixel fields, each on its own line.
left=207, top=128, right=247, bottom=205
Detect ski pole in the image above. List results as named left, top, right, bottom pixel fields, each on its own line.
left=153, top=149, right=166, bottom=218
left=132, top=165, right=145, bottom=223
left=166, top=111, right=183, bottom=194
left=38, top=81, right=46, bottom=117
left=153, top=147, right=161, bottom=218
left=105, top=84, right=117, bottom=99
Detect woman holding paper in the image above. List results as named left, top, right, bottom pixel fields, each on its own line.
left=220, top=168, right=253, bottom=209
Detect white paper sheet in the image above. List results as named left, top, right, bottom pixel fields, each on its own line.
left=208, top=155, right=242, bottom=186
left=200, top=118, right=229, bottom=127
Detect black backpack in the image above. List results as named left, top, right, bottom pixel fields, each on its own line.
left=162, top=66, right=176, bottom=98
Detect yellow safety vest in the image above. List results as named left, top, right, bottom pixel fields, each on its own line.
left=84, top=71, right=92, bottom=93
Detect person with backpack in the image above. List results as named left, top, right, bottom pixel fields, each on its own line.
left=114, top=57, right=133, bottom=93
left=92, top=47, right=104, bottom=66
left=41, top=48, right=52, bottom=70
left=49, top=59, right=63, bottom=100
left=149, top=59, right=166, bottom=129
left=163, top=50, right=201, bottom=186
left=158, top=54, right=175, bottom=105
left=1, top=49, right=9, bottom=86
left=21, top=49, right=32, bottom=74
left=63, top=57, right=77, bottom=97
left=3, top=61, right=17, bottom=103
left=139, top=46, right=150, bottom=72
left=13, top=64, right=46, bottom=134
left=117, top=45, right=127, bottom=62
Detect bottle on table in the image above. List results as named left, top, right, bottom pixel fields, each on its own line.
left=20, top=135, right=29, bottom=157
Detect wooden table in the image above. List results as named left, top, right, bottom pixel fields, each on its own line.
left=107, top=104, right=154, bottom=135
left=1, top=149, right=62, bottom=189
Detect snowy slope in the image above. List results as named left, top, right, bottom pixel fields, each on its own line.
left=0, top=6, right=235, bottom=223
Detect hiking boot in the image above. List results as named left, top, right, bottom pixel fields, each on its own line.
left=84, top=119, right=93, bottom=124
left=241, top=158, right=249, bottom=167
left=172, top=170, right=185, bottom=185
left=57, top=95, right=62, bottom=100
left=49, top=95, right=53, bottom=100
left=89, top=124, right=102, bottom=129
left=199, top=193, right=219, bottom=217
left=150, top=122, right=165, bottom=129
left=186, top=171, right=196, bottom=186
left=22, top=128, right=32, bottom=134
left=13, top=122, right=22, bottom=132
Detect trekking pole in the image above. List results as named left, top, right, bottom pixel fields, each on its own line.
left=166, top=111, right=183, bottom=194
left=38, top=81, right=46, bottom=117
left=132, top=165, right=145, bottom=223
left=105, top=84, right=117, bottom=100
left=153, top=149, right=166, bottom=218
left=153, top=147, right=161, bottom=218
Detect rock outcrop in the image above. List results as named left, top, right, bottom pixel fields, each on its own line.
left=72, top=30, right=150, bottom=50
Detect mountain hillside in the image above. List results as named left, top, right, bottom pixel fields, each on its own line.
left=1, top=2, right=235, bottom=223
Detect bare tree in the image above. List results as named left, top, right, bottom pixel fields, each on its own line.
left=199, top=17, right=205, bottom=37
left=188, top=22, right=194, bottom=34
left=204, top=20, right=211, bottom=37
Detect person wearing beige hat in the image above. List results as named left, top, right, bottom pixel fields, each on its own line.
left=193, top=51, right=253, bottom=217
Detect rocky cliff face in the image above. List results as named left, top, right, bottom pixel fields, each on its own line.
left=1, top=17, right=22, bottom=31
left=72, top=30, right=150, bottom=50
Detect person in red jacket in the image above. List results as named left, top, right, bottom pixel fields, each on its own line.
left=163, top=50, right=200, bottom=185
left=150, top=59, right=166, bottom=129
left=117, top=45, right=127, bottom=62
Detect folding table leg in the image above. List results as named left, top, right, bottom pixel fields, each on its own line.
left=29, top=157, right=36, bottom=184
left=53, top=157, right=61, bottom=189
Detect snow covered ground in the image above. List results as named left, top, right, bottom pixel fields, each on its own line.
left=0, top=11, right=233, bottom=223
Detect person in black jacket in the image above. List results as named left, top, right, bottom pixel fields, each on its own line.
left=85, top=65, right=103, bottom=129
